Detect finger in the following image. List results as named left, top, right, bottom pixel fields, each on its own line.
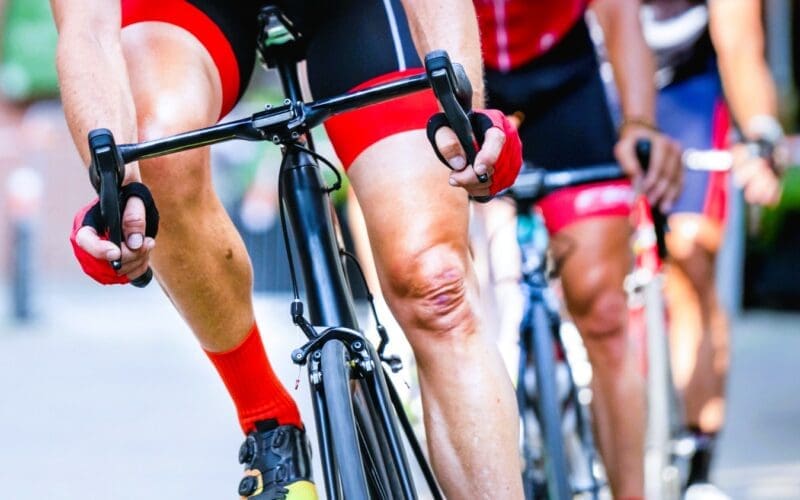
left=467, top=186, right=491, bottom=198
left=125, top=262, right=151, bottom=282
left=613, top=137, right=642, bottom=182
left=642, top=137, right=670, bottom=193
left=117, top=238, right=155, bottom=276
left=747, top=175, right=781, bottom=207
left=659, top=181, right=681, bottom=212
left=122, top=196, right=147, bottom=250
left=733, top=158, right=760, bottom=188
left=450, top=163, right=495, bottom=189
left=75, top=226, right=121, bottom=261
left=660, top=145, right=683, bottom=211
left=473, top=127, right=506, bottom=177
left=648, top=177, right=672, bottom=208
left=434, top=126, right=468, bottom=171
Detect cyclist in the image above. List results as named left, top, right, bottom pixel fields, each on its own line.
left=642, top=0, right=784, bottom=497
left=470, top=0, right=682, bottom=497
left=53, top=0, right=524, bottom=498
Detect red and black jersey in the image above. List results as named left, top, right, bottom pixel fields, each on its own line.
left=475, top=0, right=591, bottom=73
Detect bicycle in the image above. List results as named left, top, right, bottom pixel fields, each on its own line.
left=83, top=6, right=485, bottom=499
left=625, top=146, right=685, bottom=500
left=504, top=161, right=636, bottom=500
left=635, top=142, right=786, bottom=499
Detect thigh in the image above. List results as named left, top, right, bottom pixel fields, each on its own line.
left=346, top=130, right=472, bottom=298
left=121, top=0, right=260, bottom=120
left=305, top=0, right=437, bottom=170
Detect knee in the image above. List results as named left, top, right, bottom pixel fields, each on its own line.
left=383, top=243, right=476, bottom=341
left=575, top=289, right=628, bottom=340
left=135, top=105, right=216, bottom=209
left=677, top=256, right=715, bottom=295
left=570, top=286, right=629, bottom=364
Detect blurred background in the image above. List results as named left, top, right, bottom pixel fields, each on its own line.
left=0, top=1, right=799, bottom=499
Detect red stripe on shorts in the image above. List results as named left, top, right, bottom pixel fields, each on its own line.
left=121, top=0, right=240, bottom=118
left=536, top=179, right=634, bottom=234
left=703, top=99, right=732, bottom=224
left=324, top=69, right=439, bottom=169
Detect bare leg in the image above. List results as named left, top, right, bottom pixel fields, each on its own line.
left=122, top=23, right=255, bottom=351
left=666, top=214, right=729, bottom=433
left=473, top=200, right=523, bottom=376
left=348, top=130, right=523, bottom=500
left=554, top=217, right=645, bottom=498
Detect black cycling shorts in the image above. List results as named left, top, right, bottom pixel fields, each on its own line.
left=121, top=0, right=439, bottom=168
left=485, top=19, right=633, bottom=234
left=485, top=19, right=617, bottom=169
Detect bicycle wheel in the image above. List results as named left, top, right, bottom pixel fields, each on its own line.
left=528, top=300, right=572, bottom=500
left=643, top=277, right=682, bottom=500
left=353, top=380, right=408, bottom=500
left=320, top=339, right=372, bottom=499
left=321, top=339, right=413, bottom=500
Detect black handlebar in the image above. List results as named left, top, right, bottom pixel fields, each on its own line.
left=506, top=163, right=625, bottom=202
left=636, top=139, right=668, bottom=260
left=86, top=50, right=471, bottom=288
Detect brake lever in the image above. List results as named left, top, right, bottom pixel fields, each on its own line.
left=88, top=129, right=153, bottom=287
left=424, top=51, right=488, bottom=184
left=89, top=129, right=125, bottom=271
left=636, top=139, right=668, bottom=260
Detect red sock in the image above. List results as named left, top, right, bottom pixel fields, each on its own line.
left=205, top=323, right=302, bottom=433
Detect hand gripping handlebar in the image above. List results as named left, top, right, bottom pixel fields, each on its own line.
left=424, top=51, right=489, bottom=184
left=88, top=129, right=153, bottom=287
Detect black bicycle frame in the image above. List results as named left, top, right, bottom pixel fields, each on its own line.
left=510, top=163, right=627, bottom=500
left=112, top=40, right=454, bottom=500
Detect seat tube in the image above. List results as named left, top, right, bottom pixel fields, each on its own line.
left=280, top=146, right=359, bottom=329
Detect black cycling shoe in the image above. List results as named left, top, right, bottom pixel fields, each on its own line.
left=237, top=420, right=318, bottom=500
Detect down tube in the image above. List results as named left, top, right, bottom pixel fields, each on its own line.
left=280, top=146, right=359, bottom=329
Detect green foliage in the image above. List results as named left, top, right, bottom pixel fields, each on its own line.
left=0, top=0, right=59, bottom=101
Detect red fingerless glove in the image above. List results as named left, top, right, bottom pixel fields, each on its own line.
left=70, top=198, right=130, bottom=285
left=426, top=108, right=523, bottom=199
left=69, top=182, right=159, bottom=285
left=471, top=109, right=523, bottom=196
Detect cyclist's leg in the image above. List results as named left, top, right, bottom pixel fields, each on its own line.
left=666, top=215, right=728, bottom=434
left=305, top=2, right=521, bottom=496
left=122, top=2, right=300, bottom=431
left=348, top=133, right=522, bottom=499
left=552, top=216, right=645, bottom=498
left=474, top=199, right=523, bottom=374
left=658, top=69, right=731, bottom=486
left=490, top=37, right=645, bottom=495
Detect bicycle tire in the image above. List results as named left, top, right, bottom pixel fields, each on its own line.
left=643, top=278, right=682, bottom=500
left=353, top=382, right=405, bottom=499
left=528, top=301, right=572, bottom=500
left=320, top=339, right=371, bottom=499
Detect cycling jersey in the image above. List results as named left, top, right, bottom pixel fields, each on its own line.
left=475, top=0, right=591, bottom=73
left=121, top=0, right=437, bottom=169
left=641, top=0, right=714, bottom=86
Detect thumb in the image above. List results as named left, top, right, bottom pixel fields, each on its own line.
left=122, top=196, right=146, bottom=250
